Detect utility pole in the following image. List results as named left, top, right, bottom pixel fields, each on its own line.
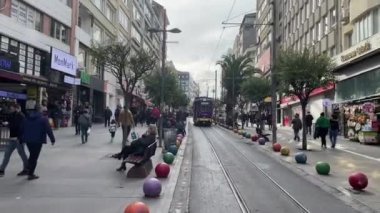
left=215, top=70, right=217, bottom=121
left=159, top=9, right=167, bottom=148
left=270, top=0, right=277, bottom=143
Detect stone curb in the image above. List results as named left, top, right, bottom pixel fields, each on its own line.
left=217, top=125, right=377, bottom=213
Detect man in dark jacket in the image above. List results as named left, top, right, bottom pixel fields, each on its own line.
left=20, top=104, right=55, bottom=180
left=291, top=113, right=302, bottom=142
left=0, top=104, right=28, bottom=177
left=305, top=112, right=314, bottom=135
left=73, top=104, right=82, bottom=135
left=104, top=106, right=112, bottom=127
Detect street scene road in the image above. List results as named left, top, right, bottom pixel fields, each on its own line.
left=189, top=124, right=361, bottom=213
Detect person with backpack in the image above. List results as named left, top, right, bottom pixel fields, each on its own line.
left=291, top=113, right=302, bottom=142
left=315, top=112, right=330, bottom=149
left=329, top=114, right=340, bottom=149
left=78, top=110, right=91, bottom=144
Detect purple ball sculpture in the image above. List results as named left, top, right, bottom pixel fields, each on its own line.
left=143, top=177, right=162, bottom=198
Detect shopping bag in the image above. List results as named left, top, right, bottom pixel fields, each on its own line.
left=87, top=128, right=91, bottom=135
left=130, top=130, right=138, bottom=141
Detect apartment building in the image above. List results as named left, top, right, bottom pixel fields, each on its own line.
left=0, top=0, right=77, bottom=126
left=177, top=71, right=199, bottom=103
left=232, top=13, right=257, bottom=58
left=333, top=0, right=380, bottom=138
left=76, top=0, right=163, bottom=119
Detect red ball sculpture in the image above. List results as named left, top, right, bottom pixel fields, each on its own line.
left=348, top=172, right=368, bottom=190
left=251, top=135, right=258, bottom=142
left=272, top=143, right=282, bottom=152
left=155, top=162, right=170, bottom=178
left=124, top=201, right=150, bottom=213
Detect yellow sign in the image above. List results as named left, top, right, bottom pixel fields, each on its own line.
left=27, top=86, right=38, bottom=99
left=341, top=42, right=371, bottom=62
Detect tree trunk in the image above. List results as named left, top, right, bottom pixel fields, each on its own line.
left=301, top=102, right=308, bottom=150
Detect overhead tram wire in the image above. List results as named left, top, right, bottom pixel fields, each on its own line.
left=207, top=0, right=237, bottom=71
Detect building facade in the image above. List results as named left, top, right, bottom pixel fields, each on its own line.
left=0, top=0, right=77, bottom=127
left=332, top=0, right=380, bottom=141
left=177, top=71, right=199, bottom=103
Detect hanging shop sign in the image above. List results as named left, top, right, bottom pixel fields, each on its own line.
left=0, top=52, right=19, bottom=72
left=22, top=76, right=58, bottom=88
left=0, top=90, right=26, bottom=100
left=362, top=102, right=375, bottom=114
left=64, top=75, right=81, bottom=85
left=50, top=47, right=77, bottom=76
left=27, top=86, right=38, bottom=99
left=80, top=71, right=90, bottom=84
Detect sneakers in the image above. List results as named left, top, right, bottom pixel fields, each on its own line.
left=27, top=174, right=39, bottom=180
left=0, top=170, right=4, bottom=177
left=17, top=170, right=28, bottom=176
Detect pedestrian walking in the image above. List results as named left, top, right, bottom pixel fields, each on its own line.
left=291, top=113, right=302, bottom=142
left=78, top=110, right=91, bottom=144
left=305, top=112, right=314, bottom=135
left=104, top=106, right=112, bottom=127
left=20, top=104, right=55, bottom=180
left=267, top=113, right=272, bottom=130
left=114, top=105, right=121, bottom=124
left=118, top=106, right=134, bottom=148
left=315, top=112, right=329, bottom=149
left=0, top=104, right=28, bottom=177
left=241, top=112, right=246, bottom=129
left=109, top=119, right=117, bottom=143
left=329, top=114, right=339, bottom=148
left=73, top=104, right=81, bottom=135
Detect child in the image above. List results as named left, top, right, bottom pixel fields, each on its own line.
left=109, top=119, right=117, bottom=142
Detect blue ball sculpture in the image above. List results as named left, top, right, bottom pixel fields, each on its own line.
left=168, top=145, right=178, bottom=155
left=258, top=137, right=266, bottom=145
left=295, top=152, right=307, bottom=164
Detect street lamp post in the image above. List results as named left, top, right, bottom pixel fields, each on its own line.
left=148, top=10, right=181, bottom=148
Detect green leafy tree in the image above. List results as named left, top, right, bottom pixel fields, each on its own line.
left=90, top=42, right=157, bottom=107
left=218, top=54, right=254, bottom=126
left=277, top=49, right=335, bottom=150
left=241, top=77, right=271, bottom=130
left=144, top=69, right=188, bottom=108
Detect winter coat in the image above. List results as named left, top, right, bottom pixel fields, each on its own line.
left=316, top=116, right=330, bottom=128
left=118, top=109, right=134, bottom=126
left=291, top=118, right=303, bottom=131
left=7, top=111, right=25, bottom=138
left=78, top=113, right=91, bottom=128
left=20, top=111, right=55, bottom=144
left=104, top=108, right=112, bottom=119
left=305, top=114, right=314, bottom=126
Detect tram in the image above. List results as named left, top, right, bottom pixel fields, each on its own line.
left=193, top=97, right=213, bottom=126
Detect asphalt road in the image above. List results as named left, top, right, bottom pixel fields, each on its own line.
left=189, top=125, right=360, bottom=213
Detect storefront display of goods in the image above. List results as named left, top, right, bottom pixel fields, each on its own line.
left=346, top=113, right=368, bottom=141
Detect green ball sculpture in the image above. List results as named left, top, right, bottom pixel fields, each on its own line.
left=163, top=152, right=175, bottom=164
left=315, top=161, right=330, bottom=175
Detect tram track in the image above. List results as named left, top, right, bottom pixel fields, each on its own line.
left=200, top=127, right=310, bottom=213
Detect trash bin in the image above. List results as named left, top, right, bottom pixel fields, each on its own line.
left=163, top=128, right=177, bottom=149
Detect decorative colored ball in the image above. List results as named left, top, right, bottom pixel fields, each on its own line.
left=155, top=162, right=170, bottom=178
left=295, top=152, right=307, bottom=164
left=167, top=145, right=178, bottom=155
left=246, top=133, right=251, bottom=138
left=258, top=137, right=266, bottom=145
left=272, top=143, right=282, bottom=152
left=143, top=177, right=162, bottom=197
left=280, top=147, right=290, bottom=156
left=163, top=152, right=175, bottom=164
left=315, top=161, right=330, bottom=175
left=124, top=201, right=150, bottom=213
left=349, top=172, right=368, bottom=190
left=238, top=130, right=243, bottom=135
left=251, top=135, right=258, bottom=142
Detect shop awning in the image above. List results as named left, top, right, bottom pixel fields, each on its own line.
left=264, top=97, right=271, bottom=103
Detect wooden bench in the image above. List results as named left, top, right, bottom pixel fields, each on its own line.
left=124, top=141, right=157, bottom=178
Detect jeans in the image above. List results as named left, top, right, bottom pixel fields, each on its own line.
left=26, top=143, right=43, bottom=176
left=329, top=129, right=339, bottom=148
left=307, top=125, right=312, bottom=135
left=75, top=122, right=80, bottom=135
left=80, top=126, right=89, bottom=143
left=0, top=139, right=28, bottom=171
left=121, top=125, right=131, bottom=148
left=293, top=129, right=300, bottom=141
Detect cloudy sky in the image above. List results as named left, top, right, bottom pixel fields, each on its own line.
left=155, top=0, right=256, bottom=97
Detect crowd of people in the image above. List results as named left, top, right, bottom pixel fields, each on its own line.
left=236, top=111, right=273, bottom=130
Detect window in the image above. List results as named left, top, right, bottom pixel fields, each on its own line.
left=306, top=31, right=310, bottom=45
left=329, top=46, right=336, bottom=56
left=317, top=21, right=321, bottom=40
left=78, top=45, right=87, bottom=69
left=324, top=15, right=329, bottom=35
left=306, top=1, right=310, bottom=17
left=119, top=9, right=129, bottom=31
left=92, top=24, right=102, bottom=43
left=345, top=32, right=353, bottom=48
left=131, top=26, right=142, bottom=43
left=133, top=4, right=142, bottom=25
left=93, top=0, right=103, bottom=10
left=312, top=0, right=316, bottom=12
left=105, top=3, right=115, bottom=22
left=11, top=0, right=42, bottom=31
left=330, top=8, right=336, bottom=26
left=51, top=20, right=69, bottom=44
left=354, top=11, right=374, bottom=43
left=58, top=0, right=70, bottom=6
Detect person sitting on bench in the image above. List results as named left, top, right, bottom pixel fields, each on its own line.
left=114, top=125, right=157, bottom=171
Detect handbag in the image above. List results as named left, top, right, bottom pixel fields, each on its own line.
left=130, top=129, right=138, bottom=141
left=313, top=127, right=320, bottom=139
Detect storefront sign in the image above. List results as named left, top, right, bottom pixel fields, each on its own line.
left=80, top=71, right=90, bottom=84
left=341, top=42, right=371, bottom=62
left=50, top=47, right=77, bottom=76
left=0, top=90, right=26, bottom=100
left=0, top=52, right=19, bottom=72
left=22, top=76, right=58, bottom=88
left=27, top=86, right=38, bottom=99
left=362, top=102, right=375, bottom=113
left=64, top=75, right=81, bottom=85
